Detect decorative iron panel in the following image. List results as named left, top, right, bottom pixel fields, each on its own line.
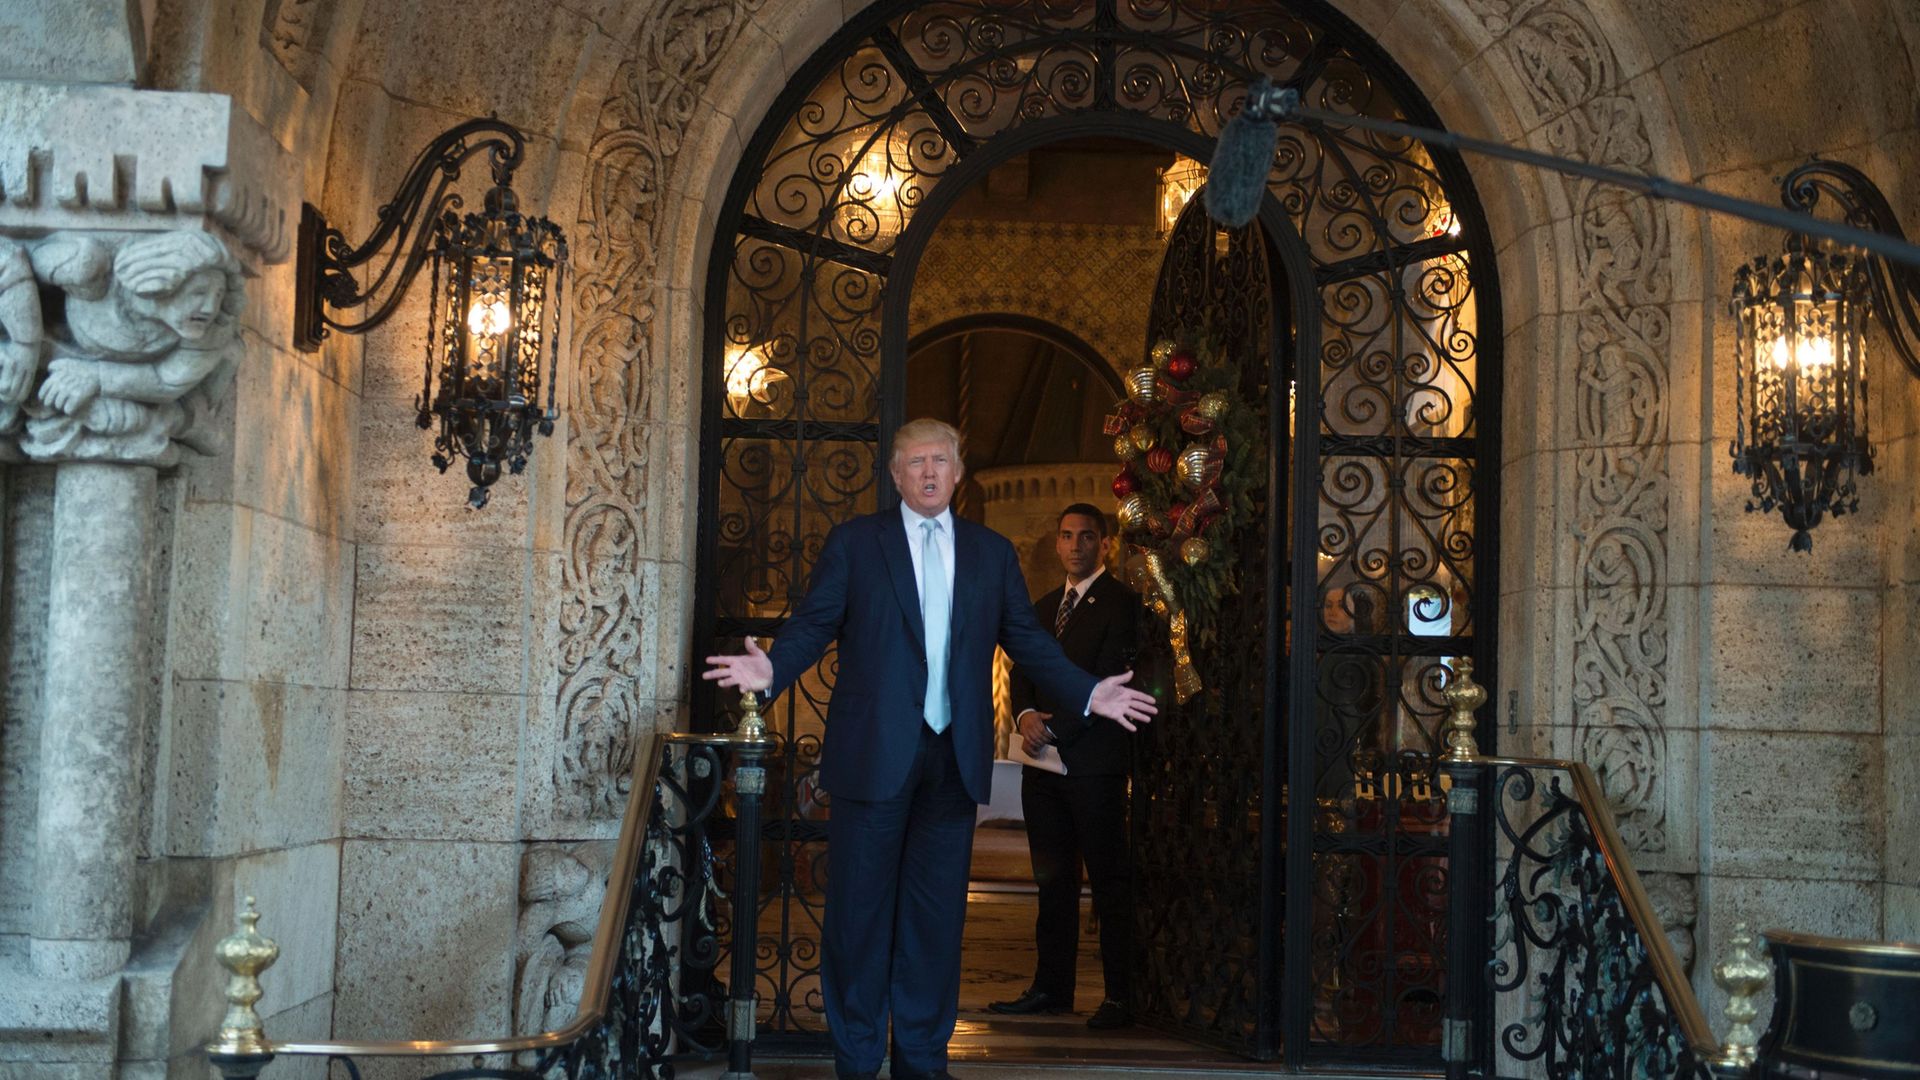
left=695, top=0, right=1500, bottom=1067
left=1131, top=197, right=1279, bottom=1053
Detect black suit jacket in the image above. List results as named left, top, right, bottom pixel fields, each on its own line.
left=765, top=510, right=1099, bottom=805
left=1010, top=571, right=1139, bottom=776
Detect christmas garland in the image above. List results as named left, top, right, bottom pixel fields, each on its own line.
left=1106, top=338, right=1264, bottom=703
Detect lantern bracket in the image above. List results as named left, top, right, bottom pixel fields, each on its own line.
left=292, top=117, right=527, bottom=352
left=1779, top=159, right=1920, bottom=381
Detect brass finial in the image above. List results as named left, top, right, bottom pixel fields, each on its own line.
left=208, top=896, right=280, bottom=1055
left=738, top=688, right=767, bottom=742
left=1712, top=921, right=1771, bottom=1068
left=1440, top=657, right=1487, bottom=763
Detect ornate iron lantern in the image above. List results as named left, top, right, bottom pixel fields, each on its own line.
left=1729, top=234, right=1873, bottom=550
left=1729, top=161, right=1920, bottom=550
left=293, top=118, right=566, bottom=508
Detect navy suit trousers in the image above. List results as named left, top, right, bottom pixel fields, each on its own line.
left=823, top=723, right=977, bottom=1076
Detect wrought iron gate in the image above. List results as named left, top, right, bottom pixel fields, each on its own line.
left=694, top=0, right=1500, bottom=1068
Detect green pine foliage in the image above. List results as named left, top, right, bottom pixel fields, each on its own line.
left=1117, top=339, right=1266, bottom=655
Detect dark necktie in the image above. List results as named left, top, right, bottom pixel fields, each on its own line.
left=1055, top=587, right=1078, bottom=636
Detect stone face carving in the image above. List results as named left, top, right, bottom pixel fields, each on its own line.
left=1641, top=871, right=1699, bottom=974
left=0, top=230, right=245, bottom=466
left=1466, top=0, right=1675, bottom=856
left=262, top=0, right=335, bottom=88
left=513, top=842, right=612, bottom=1035
left=555, top=0, right=766, bottom=821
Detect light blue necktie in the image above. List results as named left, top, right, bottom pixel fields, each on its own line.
left=920, top=519, right=951, bottom=733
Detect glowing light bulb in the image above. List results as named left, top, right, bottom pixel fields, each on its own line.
left=1769, top=334, right=1837, bottom=372
left=725, top=346, right=764, bottom=399
left=468, top=299, right=513, bottom=338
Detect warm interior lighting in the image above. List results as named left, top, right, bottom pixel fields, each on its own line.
left=1158, top=156, right=1207, bottom=237
left=850, top=152, right=902, bottom=204
left=1768, top=331, right=1838, bottom=371
left=468, top=298, right=512, bottom=338
left=837, top=126, right=915, bottom=246
left=725, top=343, right=789, bottom=413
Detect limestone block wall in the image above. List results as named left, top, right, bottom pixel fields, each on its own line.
left=1, top=0, right=1918, bottom=1073
left=1648, top=2, right=1919, bottom=1018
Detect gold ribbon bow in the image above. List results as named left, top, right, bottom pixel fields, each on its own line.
left=1143, top=551, right=1203, bottom=703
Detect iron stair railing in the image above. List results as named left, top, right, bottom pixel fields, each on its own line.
left=204, top=697, right=773, bottom=1080
left=1438, top=664, right=1735, bottom=1080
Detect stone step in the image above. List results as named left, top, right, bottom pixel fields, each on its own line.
left=677, top=1059, right=1411, bottom=1079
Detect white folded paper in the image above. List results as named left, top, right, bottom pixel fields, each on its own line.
left=1006, top=738, right=1067, bottom=775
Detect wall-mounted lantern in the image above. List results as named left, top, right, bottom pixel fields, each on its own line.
left=293, top=118, right=567, bottom=508
left=1729, top=161, right=1920, bottom=550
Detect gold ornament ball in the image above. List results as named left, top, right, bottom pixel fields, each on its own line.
left=1181, top=537, right=1210, bottom=566
left=1117, top=494, right=1149, bottom=531
left=1177, top=443, right=1215, bottom=490
left=1197, top=391, right=1229, bottom=422
left=1129, top=423, right=1155, bottom=452
left=1113, top=433, right=1139, bottom=462
left=1126, top=366, right=1160, bottom=404
left=1150, top=339, right=1175, bottom=366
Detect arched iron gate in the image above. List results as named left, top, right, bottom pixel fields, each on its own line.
left=694, top=1, right=1500, bottom=1069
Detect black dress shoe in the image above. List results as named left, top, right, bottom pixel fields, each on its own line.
left=1086, top=999, right=1132, bottom=1029
left=987, top=987, right=1070, bottom=1015
left=835, top=1072, right=878, bottom=1080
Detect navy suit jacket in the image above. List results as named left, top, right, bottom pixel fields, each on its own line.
left=765, top=509, right=1098, bottom=805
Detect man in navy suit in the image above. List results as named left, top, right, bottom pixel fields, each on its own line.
left=704, top=419, right=1157, bottom=1080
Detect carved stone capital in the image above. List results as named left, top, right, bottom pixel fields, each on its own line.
left=0, top=229, right=248, bottom=466
left=0, top=85, right=293, bottom=265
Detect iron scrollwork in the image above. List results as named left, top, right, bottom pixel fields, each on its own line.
left=208, top=740, right=761, bottom=1080
left=293, top=118, right=527, bottom=350
left=698, top=0, right=1496, bottom=1062
left=1483, top=764, right=1714, bottom=1080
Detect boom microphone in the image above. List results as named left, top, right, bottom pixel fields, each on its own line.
left=1204, top=79, right=1299, bottom=228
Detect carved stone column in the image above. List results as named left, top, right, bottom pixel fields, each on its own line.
left=31, top=463, right=157, bottom=978
left=0, top=224, right=250, bottom=979
left=0, top=82, right=288, bottom=1061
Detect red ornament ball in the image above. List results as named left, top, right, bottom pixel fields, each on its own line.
left=1165, top=352, right=1197, bottom=381
left=1168, top=500, right=1189, bottom=521
left=1111, top=471, right=1137, bottom=498
left=1146, top=447, right=1174, bottom=474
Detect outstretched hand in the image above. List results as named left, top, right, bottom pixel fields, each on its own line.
left=703, top=636, right=773, bottom=692
left=1088, top=671, right=1157, bottom=732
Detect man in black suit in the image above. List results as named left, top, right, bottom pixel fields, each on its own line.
left=989, top=503, right=1140, bottom=1030
left=704, top=422, right=1157, bottom=1080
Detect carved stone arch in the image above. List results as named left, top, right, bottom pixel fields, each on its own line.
left=555, top=0, right=1708, bottom=1032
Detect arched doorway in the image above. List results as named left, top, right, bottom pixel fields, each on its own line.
left=694, top=1, right=1499, bottom=1068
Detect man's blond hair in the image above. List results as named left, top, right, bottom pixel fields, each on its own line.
left=889, top=418, right=964, bottom=473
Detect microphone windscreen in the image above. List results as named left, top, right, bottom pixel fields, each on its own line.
left=1205, top=110, right=1279, bottom=228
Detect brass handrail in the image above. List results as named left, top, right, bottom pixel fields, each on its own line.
left=1477, top=753, right=1720, bottom=1060
left=267, top=735, right=672, bottom=1059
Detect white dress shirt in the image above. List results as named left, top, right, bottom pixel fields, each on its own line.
left=1059, top=563, right=1106, bottom=611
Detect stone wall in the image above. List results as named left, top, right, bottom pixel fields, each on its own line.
left=1, top=0, right=1919, bottom=1075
